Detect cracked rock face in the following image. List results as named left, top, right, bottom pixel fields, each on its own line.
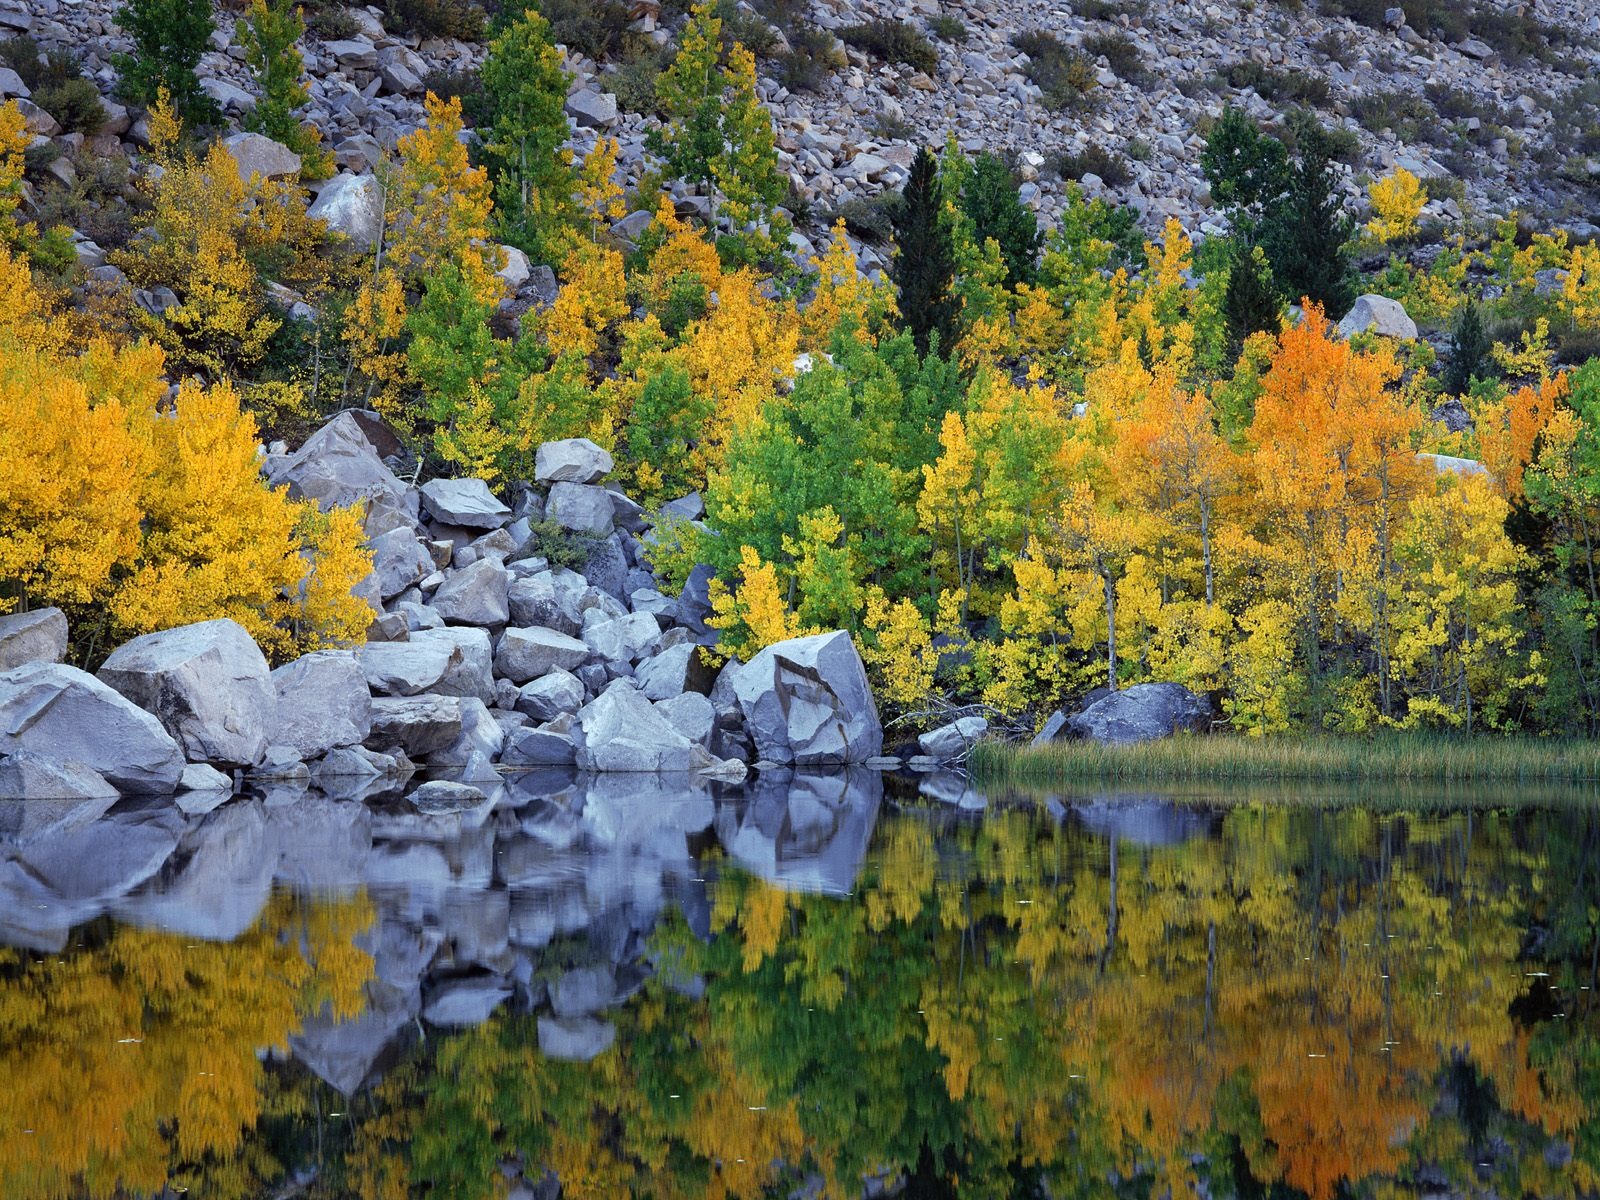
left=727, top=631, right=882, bottom=766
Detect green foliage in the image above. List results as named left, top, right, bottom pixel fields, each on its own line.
left=1049, top=142, right=1131, bottom=187
left=239, top=0, right=331, bottom=178
left=113, top=0, right=218, bottom=123
left=891, top=146, right=959, bottom=358
left=532, top=0, right=633, bottom=62
left=1200, top=106, right=1290, bottom=227
left=930, top=13, right=967, bottom=41
left=1443, top=302, right=1492, bottom=395
left=839, top=19, right=937, bottom=74
left=34, top=77, right=106, bottom=136
left=649, top=2, right=724, bottom=191
left=1260, top=117, right=1355, bottom=314
left=381, top=0, right=485, bottom=40
left=1220, top=60, right=1330, bottom=107
left=1222, top=240, right=1282, bottom=359
left=1011, top=29, right=1096, bottom=110
left=620, top=361, right=714, bottom=500
left=518, top=518, right=601, bottom=570
left=1082, top=31, right=1148, bottom=85
left=478, top=7, right=577, bottom=259
left=772, top=23, right=843, bottom=91
left=956, top=152, right=1041, bottom=288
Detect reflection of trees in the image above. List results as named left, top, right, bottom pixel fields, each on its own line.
left=0, top=891, right=373, bottom=1200
left=319, top=806, right=1600, bottom=1200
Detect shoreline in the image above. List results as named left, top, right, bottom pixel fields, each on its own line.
left=967, top=734, right=1600, bottom=787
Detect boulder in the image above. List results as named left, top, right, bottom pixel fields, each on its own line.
left=0, top=750, right=119, bottom=801
left=917, top=715, right=988, bottom=759
left=516, top=669, right=586, bottom=721
left=429, top=558, right=511, bottom=627
left=0, top=662, right=184, bottom=793
left=497, top=243, right=531, bottom=290
left=564, top=89, right=618, bottom=128
left=727, top=631, right=882, bottom=766
left=265, top=412, right=417, bottom=536
left=656, top=692, right=714, bottom=747
left=546, top=482, right=615, bottom=535
left=573, top=683, right=695, bottom=772
left=549, top=964, right=617, bottom=1017
left=0, top=607, right=67, bottom=670
left=316, top=744, right=408, bottom=780
left=1336, top=294, right=1418, bottom=340
left=222, top=131, right=302, bottom=184
left=271, top=650, right=372, bottom=758
left=409, top=779, right=488, bottom=814
left=369, top=526, right=434, bottom=599
left=501, top=719, right=578, bottom=766
left=582, top=611, right=662, bottom=665
left=495, top=627, right=591, bottom=684
left=535, top=438, right=614, bottom=484
left=409, top=627, right=496, bottom=704
left=635, top=643, right=712, bottom=700
left=367, top=694, right=464, bottom=757
left=1029, top=709, right=1070, bottom=748
left=357, top=639, right=462, bottom=696
left=1418, top=452, right=1490, bottom=477
left=1065, top=682, right=1210, bottom=745
left=177, top=762, right=233, bottom=794
left=306, top=172, right=385, bottom=251
left=98, top=619, right=276, bottom=768
left=508, top=572, right=582, bottom=635
left=420, top=478, right=512, bottom=529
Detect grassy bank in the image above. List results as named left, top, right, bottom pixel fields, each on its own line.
left=968, top=734, right=1600, bottom=787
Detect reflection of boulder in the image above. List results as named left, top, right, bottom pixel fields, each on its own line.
left=718, top=769, right=882, bottom=896
left=114, top=801, right=275, bottom=941
left=0, top=791, right=117, bottom=846
left=1072, top=796, right=1215, bottom=847
left=16, top=802, right=184, bottom=902
left=423, top=975, right=512, bottom=1026
left=267, top=795, right=373, bottom=890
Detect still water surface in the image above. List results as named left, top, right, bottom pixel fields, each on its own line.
left=3, top=770, right=1599, bottom=1199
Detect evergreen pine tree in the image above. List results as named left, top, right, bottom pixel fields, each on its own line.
left=1261, top=119, right=1355, bottom=315
left=1199, top=106, right=1289, bottom=233
left=1443, top=302, right=1493, bottom=395
left=891, top=145, right=959, bottom=358
left=958, top=152, right=1041, bottom=287
left=115, top=0, right=217, bottom=123
left=1222, top=239, right=1282, bottom=360
left=480, top=7, right=576, bottom=260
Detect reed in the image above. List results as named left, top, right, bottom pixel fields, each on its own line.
left=968, top=734, right=1600, bottom=787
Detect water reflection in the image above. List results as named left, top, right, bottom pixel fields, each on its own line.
left=2, top=773, right=1600, bottom=1198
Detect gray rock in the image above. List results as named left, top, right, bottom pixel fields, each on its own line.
left=0, top=66, right=27, bottom=98
left=573, top=683, right=695, bottom=772
left=377, top=44, right=426, bottom=94
left=918, top=715, right=988, bottom=759
left=635, top=643, right=703, bottom=700
left=564, top=89, right=618, bottom=128
left=502, top=720, right=577, bottom=766
left=549, top=964, right=617, bottom=1017
left=357, top=639, right=461, bottom=695
left=538, top=1015, right=615, bottom=1061
left=409, top=779, right=488, bottom=814
left=424, top=976, right=512, bottom=1026
left=222, top=131, right=302, bottom=184
left=508, top=572, right=582, bottom=635
left=98, top=619, right=276, bottom=768
left=1430, top=396, right=1473, bottom=434
left=1336, top=294, right=1418, bottom=340
left=368, top=694, right=464, bottom=757
left=579, top=536, right=629, bottom=601
left=429, top=696, right=505, bottom=768
left=0, top=607, right=67, bottom=669
left=323, top=36, right=378, bottom=68
left=272, top=650, right=372, bottom=758
left=420, top=478, right=512, bottom=529
left=429, top=558, right=510, bottom=627
left=676, top=563, right=716, bottom=633
left=535, top=437, right=614, bottom=484
left=306, top=172, right=385, bottom=251
left=265, top=412, right=417, bottom=536
left=582, top=611, right=662, bottom=664
left=0, top=662, right=184, bottom=793
left=409, top=627, right=496, bottom=703
left=516, top=669, right=585, bottom=720
left=656, top=692, right=714, bottom=747
left=0, top=750, right=119, bottom=801
left=316, top=744, right=406, bottom=780
left=1029, top=709, right=1069, bottom=748
left=1065, top=683, right=1210, bottom=745
left=659, top=492, right=705, bottom=522
left=498, top=243, right=531, bottom=291
left=177, top=762, right=233, bottom=794
left=369, top=526, right=433, bottom=599
left=1418, top=451, right=1490, bottom=477
left=546, top=482, right=615, bottom=535
left=495, top=627, right=591, bottom=684
left=727, top=631, right=882, bottom=766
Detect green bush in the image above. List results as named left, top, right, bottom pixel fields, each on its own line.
left=1351, top=89, right=1437, bottom=141
left=304, top=1, right=357, bottom=39
left=1012, top=30, right=1097, bottom=110
left=823, top=194, right=900, bottom=244
left=34, top=77, right=106, bottom=135
left=840, top=19, right=937, bottom=74
left=381, top=0, right=485, bottom=40
left=1073, top=0, right=1148, bottom=16
left=610, top=49, right=670, bottom=116
left=774, top=24, right=843, bottom=92
left=1083, top=31, right=1147, bottom=84
left=114, top=0, right=217, bottom=123
left=1221, top=61, right=1330, bottom=107
left=930, top=14, right=967, bottom=41
left=532, top=0, right=632, bottom=61
left=1048, top=142, right=1131, bottom=187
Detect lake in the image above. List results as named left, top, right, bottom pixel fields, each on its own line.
left=2, top=769, right=1598, bottom=1198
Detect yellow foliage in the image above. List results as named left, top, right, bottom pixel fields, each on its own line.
left=0, top=99, right=29, bottom=243
left=862, top=586, right=938, bottom=710
left=543, top=242, right=629, bottom=361
left=681, top=267, right=798, bottom=465
left=707, top=544, right=806, bottom=661
left=1365, top=168, right=1426, bottom=242
left=801, top=220, right=897, bottom=347
left=1562, top=241, right=1600, bottom=328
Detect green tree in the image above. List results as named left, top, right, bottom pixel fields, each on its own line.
left=957, top=152, right=1041, bottom=287
left=650, top=1, right=725, bottom=196
left=238, top=0, right=330, bottom=176
left=479, top=7, right=577, bottom=260
left=892, top=145, right=959, bottom=358
left=115, top=0, right=218, bottom=123
left=1260, top=118, right=1355, bottom=315
left=1222, top=239, right=1282, bottom=360
left=1443, top=301, right=1492, bottom=396
left=1200, top=106, right=1290, bottom=232
left=711, top=43, right=788, bottom=267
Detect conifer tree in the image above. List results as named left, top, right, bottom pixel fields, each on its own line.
left=1260, top=119, right=1355, bottom=315
left=115, top=0, right=217, bottom=123
left=1443, top=302, right=1492, bottom=396
left=480, top=7, right=576, bottom=260
left=892, top=145, right=958, bottom=358
left=239, top=0, right=329, bottom=176
left=958, top=152, right=1041, bottom=287
left=1222, top=239, right=1281, bottom=360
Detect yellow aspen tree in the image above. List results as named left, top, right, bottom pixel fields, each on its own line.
left=706, top=544, right=806, bottom=661
left=1365, top=168, right=1426, bottom=242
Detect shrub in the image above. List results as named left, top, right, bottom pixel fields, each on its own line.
left=823, top=194, right=899, bottom=244
left=1012, top=30, right=1097, bottom=110
left=304, top=2, right=357, bottom=39
left=1074, top=0, right=1148, bottom=16
left=774, top=24, right=843, bottom=91
left=1221, top=61, right=1329, bottom=107
left=610, top=50, right=669, bottom=116
left=33, top=77, right=106, bottom=136
left=840, top=19, right=937, bottom=74
left=114, top=0, right=218, bottom=122
left=419, top=67, right=482, bottom=109
left=1049, top=142, right=1131, bottom=187
left=1083, top=31, right=1147, bottom=84
left=534, top=0, right=632, bottom=61
left=381, top=0, right=485, bottom=40
left=930, top=13, right=967, bottom=41
left=1351, top=89, right=1436, bottom=141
